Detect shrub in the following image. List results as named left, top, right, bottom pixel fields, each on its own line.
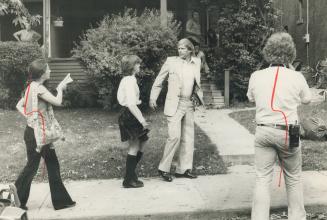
left=72, top=8, right=180, bottom=109
left=62, top=83, right=98, bottom=108
left=213, top=0, right=280, bottom=101
left=0, top=42, right=42, bottom=109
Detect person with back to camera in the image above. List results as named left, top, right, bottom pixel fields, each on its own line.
left=15, top=59, right=76, bottom=210
left=247, top=32, right=311, bottom=220
left=117, top=55, right=149, bottom=188
left=149, top=38, right=205, bottom=182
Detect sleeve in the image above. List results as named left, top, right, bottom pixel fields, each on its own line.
left=247, top=74, right=255, bottom=102
left=124, top=78, right=138, bottom=106
left=149, top=58, right=170, bottom=101
left=38, top=85, right=48, bottom=96
left=299, top=74, right=311, bottom=103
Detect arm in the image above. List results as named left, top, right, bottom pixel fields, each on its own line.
left=149, top=58, right=170, bottom=104
left=16, top=97, right=26, bottom=118
left=38, top=85, right=64, bottom=106
left=124, top=78, right=147, bottom=125
left=127, top=105, right=147, bottom=126
left=32, top=31, right=41, bottom=42
left=299, top=75, right=311, bottom=105
left=247, top=74, right=255, bottom=102
left=13, top=30, right=22, bottom=41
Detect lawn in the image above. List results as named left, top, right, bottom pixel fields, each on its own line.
left=0, top=108, right=226, bottom=183
left=229, top=101, right=327, bottom=171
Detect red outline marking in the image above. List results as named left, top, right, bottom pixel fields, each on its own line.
left=23, top=83, right=46, bottom=145
left=270, top=66, right=288, bottom=187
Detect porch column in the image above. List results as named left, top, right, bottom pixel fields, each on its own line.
left=160, top=0, right=167, bottom=27
left=224, top=69, right=230, bottom=107
left=43, top=0, right=51, bottom=58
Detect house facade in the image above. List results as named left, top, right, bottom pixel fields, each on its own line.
left=1, top=0, right=222, bottom=58
left=275, top=0, right=327, bottom=67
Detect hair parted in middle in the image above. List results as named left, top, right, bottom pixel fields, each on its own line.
left=263, top=32, right=296, bottom=65
left=121, top=55, right=142, bottom=76
left=178, top=38, right=195, bottom=53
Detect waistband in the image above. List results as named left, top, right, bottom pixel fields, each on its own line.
left=257, top=123, right=288, bottom=130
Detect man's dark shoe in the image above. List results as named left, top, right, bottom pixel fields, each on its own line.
left=123, top=179, right=144, bottom=188
left=54, top=201, right=76, bottom=210
left=175, top=170, right=197, bottom=179
left=158, top=170, right=173, bottom=182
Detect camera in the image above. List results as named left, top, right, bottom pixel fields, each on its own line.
left=289, top=124, right=300, bottom=148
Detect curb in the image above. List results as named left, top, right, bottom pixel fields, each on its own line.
left=28, top=205, right=327, bottom=220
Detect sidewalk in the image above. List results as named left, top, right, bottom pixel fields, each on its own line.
left=195, top=109, right=255, bottom=165
left=1, top=168, right=327, bottom=220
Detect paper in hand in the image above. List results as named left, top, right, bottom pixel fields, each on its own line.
left=58, top=73, right=73, bottom=89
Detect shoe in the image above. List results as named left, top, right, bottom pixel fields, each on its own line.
left=158, top=170, right=173, bottom=182
left=123, top=179, right=144, bottom=188
left=20, top=205, right=28, bottom=210
left=175, top=170, right=197, bottom=179
left=54, top=201, right=76, bottom=210
left=134, top=178, right=144, bottom=186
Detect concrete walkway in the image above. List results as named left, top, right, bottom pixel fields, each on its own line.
left=195, top=109, right=255, bottom=164
left=1, top=169, right=327, bottom=220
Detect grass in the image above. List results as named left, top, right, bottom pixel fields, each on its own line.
left=0, top=108, right=226, bottom=183
left=228, top=102, right=327, bottom=171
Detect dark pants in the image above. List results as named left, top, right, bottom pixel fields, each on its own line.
left=15, top=126, right=74, bottom=209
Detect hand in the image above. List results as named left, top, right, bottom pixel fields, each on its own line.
left=57, top=83, right=67, bottom=92
left=149, top=99, right=157, bottom=110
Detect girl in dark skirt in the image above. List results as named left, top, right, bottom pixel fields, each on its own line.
left=117, top=55, right=149, bottom=188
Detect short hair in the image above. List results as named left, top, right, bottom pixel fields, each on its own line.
left=263, top=32, right=296, bottom=64
left=178, top=38, right=195, bottom=53
left=121, top=55, right=142, bottom=76
left=27, top=59, right=48, bottom=81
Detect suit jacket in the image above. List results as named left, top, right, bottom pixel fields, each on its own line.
left=150, top=56, right=205, bottom=116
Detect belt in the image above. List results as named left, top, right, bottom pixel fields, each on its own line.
left=257, top=124, right=288, bottom=130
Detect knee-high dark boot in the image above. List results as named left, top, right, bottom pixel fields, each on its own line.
left=123, top=154, right=143, bottom=188
left=133, top=151, right=144, bottom=184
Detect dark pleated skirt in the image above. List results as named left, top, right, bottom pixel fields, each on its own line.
left=118, top=107, right=149, bottom=142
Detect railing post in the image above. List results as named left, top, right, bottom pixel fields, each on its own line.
left=224, top=69, right=230, bottom=107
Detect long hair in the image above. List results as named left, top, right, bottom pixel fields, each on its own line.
left=263, top=32, right=296, bottom=65
left=121, top=55, right=142, bottom=76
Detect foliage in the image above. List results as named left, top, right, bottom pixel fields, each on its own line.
left=0, top=41, right=42, bottom=109
left=213, top=0, right=280, bottom=101
left=72, top=8, right=180, bottom=109
left=0, top=0, right=41, bottom=27
left=62, top=83, right=98, bottom=108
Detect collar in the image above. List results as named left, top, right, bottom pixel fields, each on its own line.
left=270, top=63, right=287, bottom=67
left=179, top=56, right=196, bottom=64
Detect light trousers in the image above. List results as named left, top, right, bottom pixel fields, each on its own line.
left=158, top=99, right=194, bottom=174
left=251, top=126, right=306, bottom=220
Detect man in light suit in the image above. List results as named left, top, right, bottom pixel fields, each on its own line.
left=149, top=38, right=205, bottom=182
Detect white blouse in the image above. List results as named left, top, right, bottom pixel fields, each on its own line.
left=117, top=75, right=141, bottom=107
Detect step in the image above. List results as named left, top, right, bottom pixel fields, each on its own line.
left=213, top=96, right=224, bottom=101
left=211, top=90, right=223, bottom=96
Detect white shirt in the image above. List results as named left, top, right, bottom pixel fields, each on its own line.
left=117, top=75, right=141, bottom=107
left=247, top=66, right=311, bottom=124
